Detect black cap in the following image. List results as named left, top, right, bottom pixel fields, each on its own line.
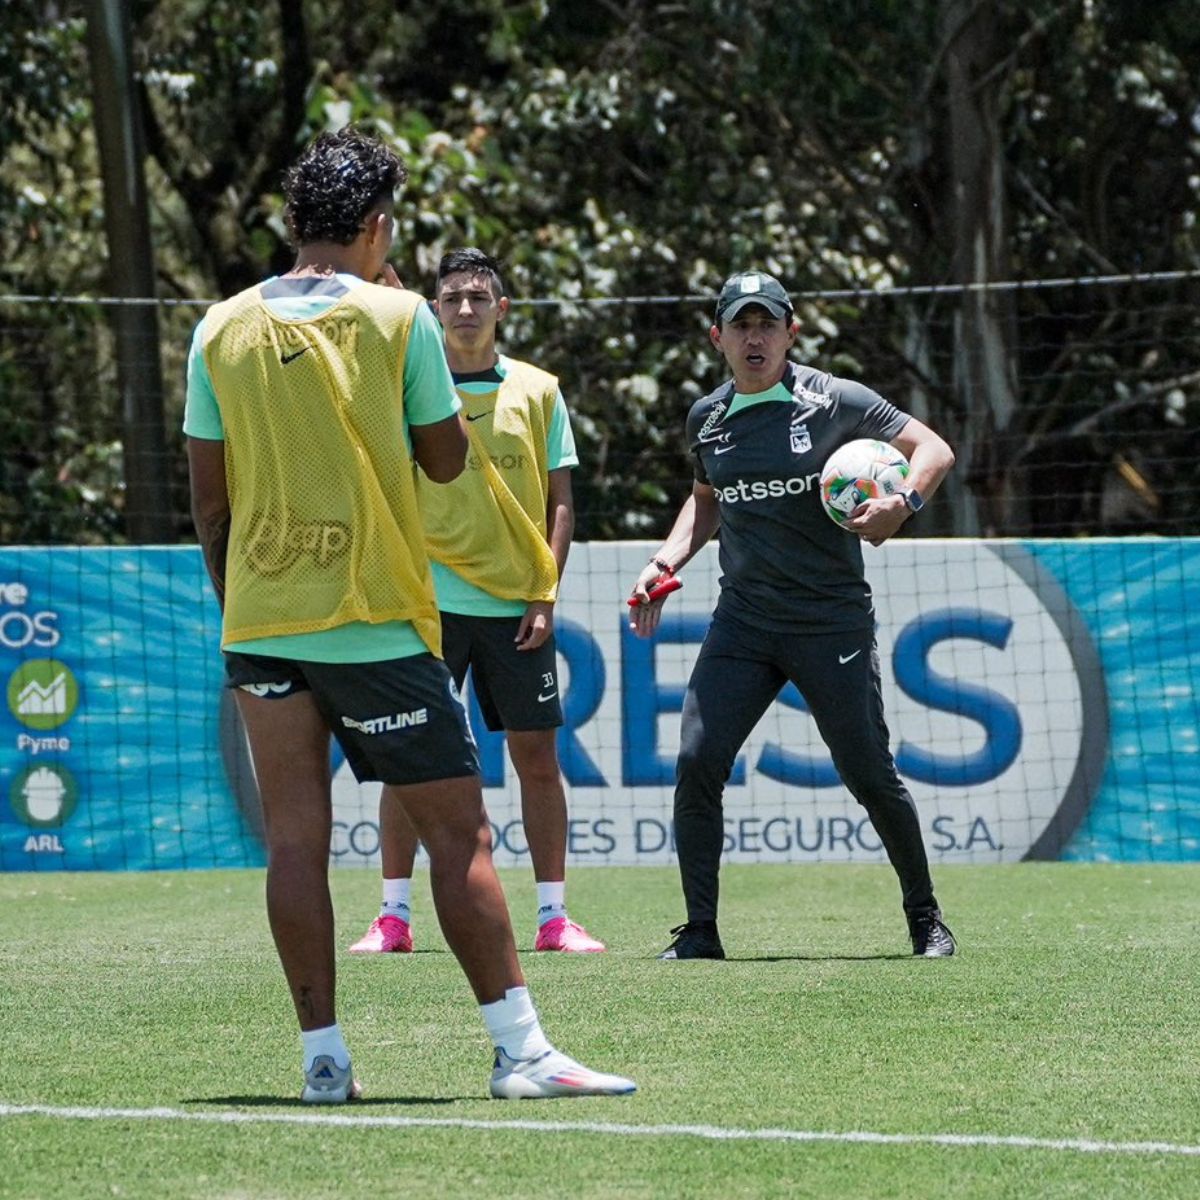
left=715, top=271, right=793, bottom=324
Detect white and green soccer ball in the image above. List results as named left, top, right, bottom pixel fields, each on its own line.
left=819, top=438, right=911, bottom=528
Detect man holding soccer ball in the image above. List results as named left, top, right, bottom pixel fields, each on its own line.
left=628, top=270, right=957, bottom=961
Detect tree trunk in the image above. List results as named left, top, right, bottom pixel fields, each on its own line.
left=941, top=0, right=1022, bottom=536
left=85, top=0, right=172, bottom=543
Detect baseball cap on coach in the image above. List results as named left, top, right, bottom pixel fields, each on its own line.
left=715, top=271, right=793, bottom=324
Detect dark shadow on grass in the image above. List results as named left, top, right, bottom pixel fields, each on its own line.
left=342, top=949, right=447, bottom=957
left=738, top=952, right=914, bottom=962
left=658, top=952, right=913, bottom=963
left=186, top=1094, right=464, bottom=1107
left=187, top=1099, right=468, bottom=1104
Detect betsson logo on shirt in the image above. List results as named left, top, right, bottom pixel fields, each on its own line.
left=715, top=474, right=821, bottom=504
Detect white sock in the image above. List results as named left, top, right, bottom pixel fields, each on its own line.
left=381, top=877, right=411, bottom=921
left=536, top=881, right=566, bottom=926
left=301, top=1023, right=350, bottom=1072
left=481, top=986, right=552, bottom=1060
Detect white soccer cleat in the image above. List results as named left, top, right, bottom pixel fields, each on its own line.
left=489, top=1047, right=636, bottom=1100
left=300, top=1054, right=362, bottom=1104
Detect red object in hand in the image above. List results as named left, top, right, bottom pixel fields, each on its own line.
left=627, top=576, right=683, bottom=607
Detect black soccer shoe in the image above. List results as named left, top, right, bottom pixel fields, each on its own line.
left=908, top=910, right=956, bottom=958
left=658, top=922, right=725, bottom=960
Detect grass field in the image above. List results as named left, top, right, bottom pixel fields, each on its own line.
left=3, top=862, right=1199, bottom=1199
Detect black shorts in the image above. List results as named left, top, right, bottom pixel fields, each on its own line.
left=224, top=650, right=479, bottom=786
left=441, top=612, right=564, bottom=733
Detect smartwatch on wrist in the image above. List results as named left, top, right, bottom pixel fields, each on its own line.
left=901, top=489, right=925, bottom=514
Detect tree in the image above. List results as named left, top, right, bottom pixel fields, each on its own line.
left=86, top=0, right=172, bottom=541
left=1, top=0, right=1197, bottom=543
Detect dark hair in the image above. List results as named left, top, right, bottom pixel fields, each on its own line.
left=282, top=128, right=407, bottom=246
left=436, top=247, right=505, bottom=298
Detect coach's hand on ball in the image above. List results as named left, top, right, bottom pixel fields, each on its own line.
left=847, top=494, right=911, bottom=547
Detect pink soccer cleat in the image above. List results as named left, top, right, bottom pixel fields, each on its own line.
left=534, top=916, right=606, bottom=953
left=347, top=915, right=413, bottom=954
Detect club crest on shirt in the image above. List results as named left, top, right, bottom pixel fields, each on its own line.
left=790, top=422, right=812, bottom=455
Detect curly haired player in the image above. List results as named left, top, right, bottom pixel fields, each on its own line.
left=185, top=128, right=634, bottom=1102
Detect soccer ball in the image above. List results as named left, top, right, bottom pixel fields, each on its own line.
left=819, top=439, right=910, bottom=528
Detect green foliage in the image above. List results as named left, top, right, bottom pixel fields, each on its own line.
left=1, top=1, right=1197, bottom=542
left=0, top=5, right=86, bottom=159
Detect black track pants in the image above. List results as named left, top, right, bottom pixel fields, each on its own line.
left=674, top=615, right=938, bottom=923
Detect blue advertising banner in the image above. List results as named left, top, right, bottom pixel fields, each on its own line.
left=1, top=541, right=1197, bottom=871
left=0, top=549, right=262, bottom=871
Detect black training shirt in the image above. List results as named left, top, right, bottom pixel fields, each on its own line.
left=686, top=361, right=910, bottom=634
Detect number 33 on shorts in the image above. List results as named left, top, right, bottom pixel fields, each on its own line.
left=538, top=671, right=557, bottom=703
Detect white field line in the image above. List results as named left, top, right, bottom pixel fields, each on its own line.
left=2, top=1103, right=1198, bottom=1158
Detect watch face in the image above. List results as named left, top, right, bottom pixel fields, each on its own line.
left=905, top=489, right=925, bottom=512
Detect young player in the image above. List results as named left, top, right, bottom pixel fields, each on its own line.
left=186, top=130, right=634, bottom=1101
left=349, top=248, right=604, bottom=956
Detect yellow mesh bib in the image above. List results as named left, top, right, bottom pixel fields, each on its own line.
left=202, top=283, right=442, bottom=655
left=417, top=359, right=560, bottom=603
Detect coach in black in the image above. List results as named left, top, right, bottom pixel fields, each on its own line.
left=628, top=270, right=957, bottom=960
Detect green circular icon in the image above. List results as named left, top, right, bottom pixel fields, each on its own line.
left=9, top=763, right=79, bottom=827
left=6, top=659, right=80, bottom=730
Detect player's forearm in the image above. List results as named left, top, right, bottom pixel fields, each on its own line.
left=186, top=438, right=232, bottom=612
left=893, top=419, right=955, bottom=505
left=544, top=467, right=575, bottom=583
left=546, top=499, right=574, bottom=580
left=906, top=437, right=955, bottom=503
left=412, top=413, right=469, bottom=483
left=194, top=509, right=230, bottom=611
left=654, top=491, right=720, bottom=573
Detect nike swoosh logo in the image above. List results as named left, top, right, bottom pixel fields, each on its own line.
left=281, top=347, right=309, bottom=365
left=537, top=690, right=558, bottom=702
left=838, top=650, right=862, bottom=664
left=713, top=444, right=737, bottom=455
left=466, top=410, right=494, bottom=422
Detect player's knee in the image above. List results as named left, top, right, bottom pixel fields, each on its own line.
left=422, top=815, right=492, bottom=864
left=512, top=747, right=559, bottom=783
left=844, top=770, right=911, bottom=815
left=676, top=743, right=728, bottom=795
left=507, top=734, right=563, bottom=789
left=266, top=837, right=329, bottom=872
